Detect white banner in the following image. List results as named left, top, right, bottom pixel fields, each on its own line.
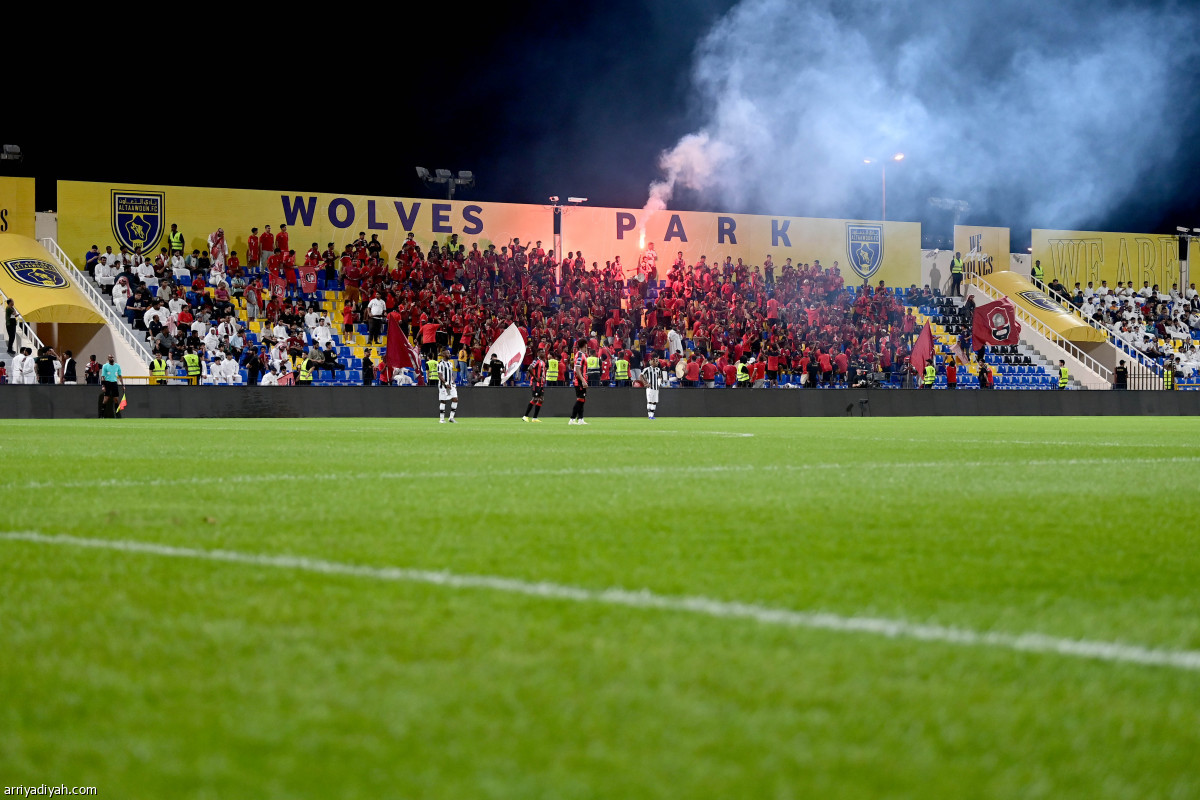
left=480, top=323, right=527, bottom=385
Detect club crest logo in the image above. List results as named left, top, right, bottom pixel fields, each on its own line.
left=988, top=306, right=1014, bottom=341
left=111, top=190, right=165, bottom=254
left=2, top=258, right=69, bottom=289
left=1017, top=290, right=1062, bottom=312
left=847, top=223, right=884, bottom=280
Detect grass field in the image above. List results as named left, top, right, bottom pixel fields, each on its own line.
left=1, top=416, right=1198, bottom=799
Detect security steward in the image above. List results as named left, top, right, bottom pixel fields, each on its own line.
left=168, top=223, right=185, bottom=256
left=586, top=350, right=601, bottom=386
left=923, top=361, right=937, bottom=388
left=614, top=354, right=630, bottom=387
left=1114, top=359, right=1127, bottom=390
left=1058, top=360, right=1069, bottom=390
left=1164, top=360, right=1176, bottom=390
left=183, top=347, right=202, bottom=385
left=427, top=356, right=439, bottom=386
left=546, top=354, right=560, bottom=387
left=950, top=252, right=965, bottom=297
left=735, top=359, right=750, bottom=387
left=1031, top=259, right=1044, bottom=289
left=297, top=354, right=314, bottom=386
left=150, top=354, right=169, bottom=385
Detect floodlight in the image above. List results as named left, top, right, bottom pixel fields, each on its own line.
left=567, top=197, right=588, bottom=203
left=415, top=166, right=431, bottom=180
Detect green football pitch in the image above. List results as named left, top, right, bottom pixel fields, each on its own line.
left=1, top=416, right=1198, bottom=799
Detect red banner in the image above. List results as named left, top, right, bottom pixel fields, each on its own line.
left=300, top=268, right=318, bottom=295
left=268, top=273, right=286, bottom=300
left=972, top=298, right=1022, bottom=346
left=385, top=312, right=425, bottom=385
left=910, top=321, right=934, bottom=375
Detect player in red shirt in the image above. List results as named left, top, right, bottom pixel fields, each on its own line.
left=276, top=224, right=289, bottom=255
left=569, top=338, right=589, bottom=425
left=523, top=348, right=547, bottom=422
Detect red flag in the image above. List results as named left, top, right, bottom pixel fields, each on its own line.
left=972, top=298, right=1022, bottom=346
left=268, top=272, right=286, bottom=300
left=911, top=321, right=934, bottom=375
left=299, top=267, right=318, bottom=295
left=385, top=312, right=425, bottom=385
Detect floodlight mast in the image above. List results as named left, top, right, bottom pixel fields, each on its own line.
left=415, top=166, right=475, bottom=200
left=549, top=195, right=590, bottom=286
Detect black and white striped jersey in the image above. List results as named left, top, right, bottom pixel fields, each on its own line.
left=437, top=359, right=456, bottom=386
left=643, top=365, right=664, bottom=391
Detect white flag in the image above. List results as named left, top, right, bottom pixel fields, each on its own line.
left=480, top=323, right=527, bottom=385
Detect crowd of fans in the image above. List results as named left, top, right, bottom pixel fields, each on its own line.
left=1049, top=278, right=1200, bottom=375
left=73, top=225, right=958, bottom=387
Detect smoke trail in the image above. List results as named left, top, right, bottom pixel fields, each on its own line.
left=644, top=0, right=1200, bottom=231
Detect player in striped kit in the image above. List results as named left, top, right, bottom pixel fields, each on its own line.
left=523, top=348, right=547, bottom=422
left=569, top=338, right=589, bottom=425
left=436, top=349, right=458, bottom=423
left=642, top=358, right=664, bottom=420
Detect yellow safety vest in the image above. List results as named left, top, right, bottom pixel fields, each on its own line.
left=547, top=358, right=559, bottom=382
left=1032, top=263, right=1044, bottom=282
left=924, top=365, right=936, bottom=385
left=183, top=353, right=201, bottom=376
left=299, top=359, right=313, bottom=381
left=1164, top=367, right=1175, bottom=390
left=1059, top=367, right=1069, bottom=387
left=951, top=258, right=964, bottom=275
left=586, top=355, right=599, bottom=370
left=736, top=363, right=749, bottom=382
left=150, top=358, right=167, bottom=377
left=615, top=359, right=629, bottom=380
left=169, top=232, right=185, bottom=253
left=427, top=359, right=438, bottom=381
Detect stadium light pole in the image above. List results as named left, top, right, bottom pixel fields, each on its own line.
left=549, top=196, right=588, bottom=288
left=863, top=153, right=904, bottom=221
left=416, top=167, right=475, bottom=200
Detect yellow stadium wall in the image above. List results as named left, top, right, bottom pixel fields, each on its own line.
left=57, top=180, right=922, bottom=288
left=1032, top=228, right=1197, bottom=292
left=954, top=225, right=1011, bottom=276
left=1, top=177, right=36, bottom=238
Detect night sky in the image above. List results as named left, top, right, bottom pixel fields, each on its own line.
left=5, top=0, right=1199, bottom=250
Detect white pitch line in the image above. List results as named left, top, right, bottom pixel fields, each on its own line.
left=4, top=454, right=1200, bottom=492
left=2, top=531, right=1198, bottom=673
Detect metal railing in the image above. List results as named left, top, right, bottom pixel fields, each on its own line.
left=40, top=238, right=153, bottom=366
left=1032, top=278, right=1167, bottom=384
left=1037, top=281, right=1115, bottom=338
left=967, top=271, right=1112, bottom=387
left=0, top=285, right=47, bottom=352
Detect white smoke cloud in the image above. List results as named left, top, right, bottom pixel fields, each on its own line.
left=645, top=0, right=1200, bottom=232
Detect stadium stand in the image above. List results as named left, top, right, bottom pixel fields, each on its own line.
left=72, top=230, right=1196, bottom=389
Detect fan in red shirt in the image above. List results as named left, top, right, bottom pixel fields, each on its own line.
left=246, top=228, right=261, bottom=267
left=259, top=226, right=274, bottom=268
left=276, top=224, right=289, bottom=255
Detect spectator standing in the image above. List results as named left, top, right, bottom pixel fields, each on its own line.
left=61, top=350, right=77, bottom=385
left=5, top=298, right=18, bottom=355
